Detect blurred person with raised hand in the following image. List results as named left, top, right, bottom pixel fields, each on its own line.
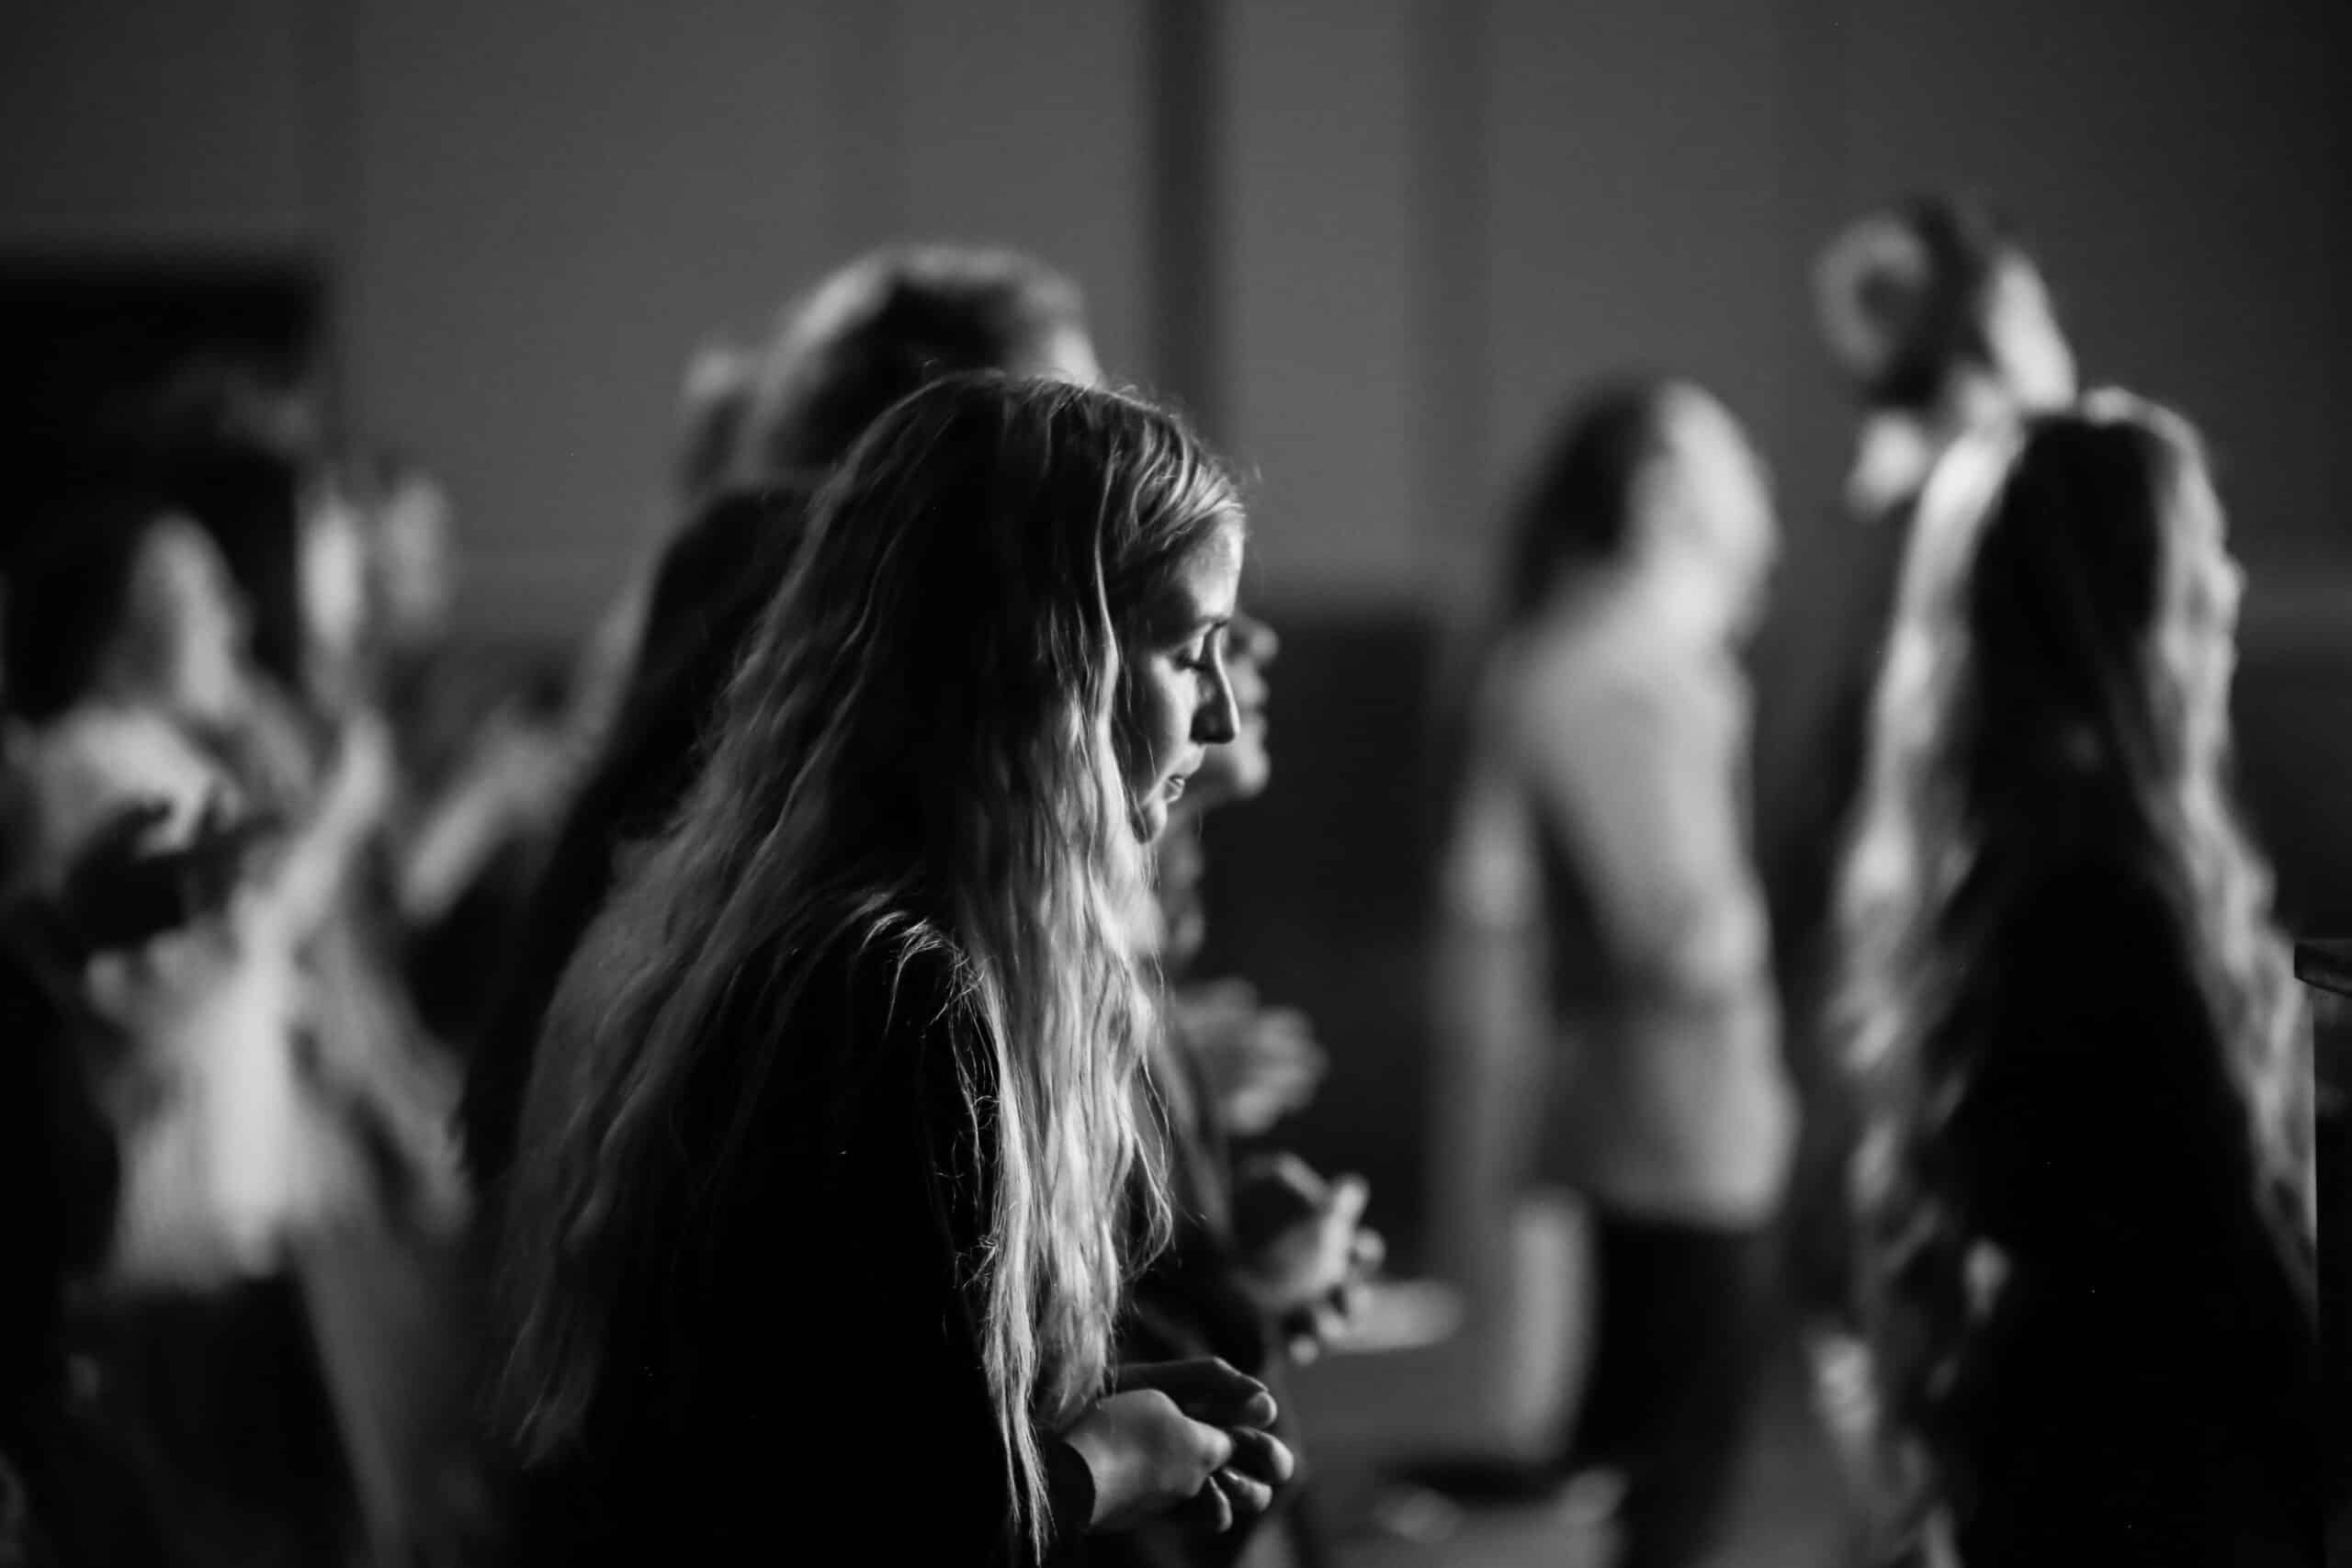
left=1424, top=378, right=1792, bottom=1568
left=1836, top=394, right=2314, bottom=1564
left=0, top=484, right=466, bottom=1568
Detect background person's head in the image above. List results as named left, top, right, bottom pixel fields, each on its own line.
left=2, top=487, right=251, bottom=728
left=164, top=445, right=368, bottom=713
left=1859, top=394, right=2243, bottom=849
left=1498, top=377, right=1777, bottom=646
left=355, top=450, right=459, bottom=660
left=729, top=244, right=1098, bottom=493
left=1841, top=389, right=2304, bottom=1235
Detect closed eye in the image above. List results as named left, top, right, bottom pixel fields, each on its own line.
left=1174, top=622, right=1228, bottom=672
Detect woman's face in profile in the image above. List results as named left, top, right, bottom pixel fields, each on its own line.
left=1657, top=390, right=1779, bottom=639
left=1123, top=522, right=1244, bottom=842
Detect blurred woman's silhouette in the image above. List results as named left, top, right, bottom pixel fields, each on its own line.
left=1838, top=394, right=2317, bottom=1563
left=1427, top=379, right=1792, bottom=1568
left=493, top=376, right=1292, bottom=1562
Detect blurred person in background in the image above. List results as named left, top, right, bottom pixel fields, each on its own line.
left=459, top=243, right=1104, bottom=1201
left=0, top=486, right=465, bottom=1567
left=1834, top=394, right=2314, bottom=1568
left=1424, top=378, right=1792, bottom=1568
left=343, top=449, right=575, bottom=1046
left=1767, top=195, right=2080, bottom=1518
left=1836, top=394, right=2316, bottom=1565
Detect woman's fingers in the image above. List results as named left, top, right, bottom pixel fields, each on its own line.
left=1114, top=1358, right=1277, bottom=1427
left=1223, top=1425, right=1296, bottom=1488
left=1211, top=1466, right=1273, bottom=1522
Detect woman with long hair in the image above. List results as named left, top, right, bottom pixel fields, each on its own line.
left=495, top=375, right=1292, bottom=1562
left=461, top=243, right=1101, bottom=1197
left=1424, top=378, right=1791, bottom=1568
left=1775, top=196, right=2079, bottom=1340
left=1838, top=393, right=2317, bottom=1563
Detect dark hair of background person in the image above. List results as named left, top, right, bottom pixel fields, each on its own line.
left=1430, top=375, right=1677, bottom=816
left=458, top=246, right=1093, bottom=1198
left=0, top=486, right=180, bottom=727
left=158, top=445, right=313, bottom=705
left=735, top=244, right=1089, bottom=487
left=1493, top=376, right=1677, bottom=631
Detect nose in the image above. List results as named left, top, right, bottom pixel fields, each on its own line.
left=1194, top=656, right=1241, bottom=746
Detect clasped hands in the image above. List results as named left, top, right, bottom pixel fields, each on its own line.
left=1063, top=1359, right=1295, bottom=1535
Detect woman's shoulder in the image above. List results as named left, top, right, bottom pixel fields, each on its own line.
left=779, top=908, right=981, bottom=1093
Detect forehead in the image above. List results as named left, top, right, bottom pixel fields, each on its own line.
left=1144, top=522, right=1243, bottom=626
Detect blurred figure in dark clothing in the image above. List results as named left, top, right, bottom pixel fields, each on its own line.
left=458, top=243, right=1101, bottom=1201
left=1838, top=394, right=2315, bottom=1564
left=0, top=783, right=321, bottom=1568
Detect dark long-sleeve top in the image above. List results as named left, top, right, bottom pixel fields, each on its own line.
left=508, top=922, right=1096, bottom=1565
left=460, top=488, right=805, bottom=1197
left=1884, top=848, right=2319, bottom=1564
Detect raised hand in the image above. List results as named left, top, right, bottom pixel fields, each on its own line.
left=1230, top=1155, right=1385, bottom=1362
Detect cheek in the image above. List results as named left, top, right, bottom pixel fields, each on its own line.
left=1125, top=667, right=1192, bottom=784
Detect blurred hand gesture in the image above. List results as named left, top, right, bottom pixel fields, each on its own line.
left=1173, top=978, right=1327, bottom=1136
left=1231, top=1154, right=1385, bottom=1362
left=61, top=793, right=277, bottom=954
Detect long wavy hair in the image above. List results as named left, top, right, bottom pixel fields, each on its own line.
left=497, top=374, right=1238, bottom=1552
left=1834, top=390, right=2313, bottom=1542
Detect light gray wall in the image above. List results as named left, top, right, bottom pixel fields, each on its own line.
left=5, top=0, right=2346, bottom=643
